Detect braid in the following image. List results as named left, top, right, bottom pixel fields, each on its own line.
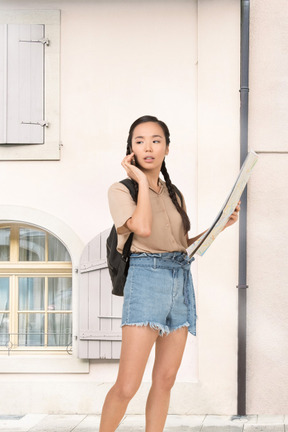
left=126, top=142, right=138, bottom=203
left=161, top=160, right=191, bottom=234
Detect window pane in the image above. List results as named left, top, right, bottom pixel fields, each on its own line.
left=19, top=228, right=45, bottom=261
left=0, top=278, right=9, bottom=311
left=48, top=313, right=72, bottom=347
left=18, top=313, right=45, bottom=346
left=48, top=234, right=71, bottom=262
left=0, top=278, right=9, bottom=345
left=0, top=228, right=10, bottom=261
left=18, top=278, right=45, bottom=311
left=48, top=278, right=72, bottom=311
left=0, top=313, right=9, bottom=346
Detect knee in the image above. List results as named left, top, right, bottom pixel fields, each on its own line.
left=113, top=380, right=140, bottom=402
left=152, top=370, right=177, bottom=392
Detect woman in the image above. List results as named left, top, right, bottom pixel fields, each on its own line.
left=100, top=115, right=240, bottom=432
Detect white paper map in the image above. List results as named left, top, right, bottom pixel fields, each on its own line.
left=187, top=151, right=258, bottom=257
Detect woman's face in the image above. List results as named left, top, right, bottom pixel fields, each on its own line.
left=131, top=122, right=169, bottom=172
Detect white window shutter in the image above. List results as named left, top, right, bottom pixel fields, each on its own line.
left=0, top=24, right=44, bottom=144
left=78, top=229, right=123, bottom=360
left=0, top=25, right=6, bottom=144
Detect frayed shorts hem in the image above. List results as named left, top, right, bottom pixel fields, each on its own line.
left=121, top=321, right=190, bottom=337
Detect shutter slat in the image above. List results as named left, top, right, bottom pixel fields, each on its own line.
left=78, top=244, right=89, bottom=359
left=88, top=259, right=100, bottom=359
left=99, top=230, right=112, bottom=359
left=29, top=24, right=44, bottom=141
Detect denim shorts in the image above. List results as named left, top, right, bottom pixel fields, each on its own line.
left=121, top=252, right=196, bottom=336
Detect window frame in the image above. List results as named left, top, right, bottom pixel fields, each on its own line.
left=0, top=10, right=60, bottom=160
left=0, top=223, right=72, bottom=355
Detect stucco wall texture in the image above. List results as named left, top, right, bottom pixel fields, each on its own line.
left=247, top=0, right=288, bottom=414
left=0, top=0, right=287, bottom=416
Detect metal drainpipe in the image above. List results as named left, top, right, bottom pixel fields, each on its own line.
left=237, top=0, right=250, bottom=417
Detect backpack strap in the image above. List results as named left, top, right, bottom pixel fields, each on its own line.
left=119, top=179, right=135, bottom=259
left=120, top=178, right=137, bottom=203
left=122, top=230, right=133, bottom=260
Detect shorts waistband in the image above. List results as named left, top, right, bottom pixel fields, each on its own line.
left=129, top=251, right=195, bottom=269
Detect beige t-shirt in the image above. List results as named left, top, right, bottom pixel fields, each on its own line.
left=108, top=179, right=188, bottom=254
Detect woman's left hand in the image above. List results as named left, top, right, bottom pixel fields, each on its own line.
left=223, top=201, right=241, bottom=230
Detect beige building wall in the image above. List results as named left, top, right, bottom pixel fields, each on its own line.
left=247, top=0, right=288, bottom=414
left=0, top=0, right=245, bottom=415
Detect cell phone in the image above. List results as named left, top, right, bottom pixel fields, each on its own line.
left=132, top=155, right=138, bottom=166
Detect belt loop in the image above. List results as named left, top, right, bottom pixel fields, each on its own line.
left=154, top=257, right=157, bottom=269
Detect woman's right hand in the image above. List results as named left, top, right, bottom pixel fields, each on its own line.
left=122, top=152, right=152, bottom=237
left=121, top=153, right=148, bottom=185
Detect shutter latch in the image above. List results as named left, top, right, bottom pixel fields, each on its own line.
left=21, top=121, right=49, bottom=127
left=19, top=38, right=50, bottom=46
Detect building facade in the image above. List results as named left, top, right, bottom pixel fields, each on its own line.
left=0, top=0, right=287, bottom=415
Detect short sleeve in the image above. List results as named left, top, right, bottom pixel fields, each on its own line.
left=108, top=182, right=136, bottom=234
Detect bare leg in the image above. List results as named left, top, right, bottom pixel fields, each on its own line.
left=99, top=325, right=159, bottom=432
left=145, top=327, right=188, bottom=432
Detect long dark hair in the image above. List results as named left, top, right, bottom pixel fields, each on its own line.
left=126, top=115, right=191, bottom=233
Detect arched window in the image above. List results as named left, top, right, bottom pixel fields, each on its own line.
left=0, top=224, right=72, bottom=354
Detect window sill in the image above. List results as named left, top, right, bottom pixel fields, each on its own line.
left=0, top=142, right=61, bottom=161
left=0, top=353, right=89, bottom=373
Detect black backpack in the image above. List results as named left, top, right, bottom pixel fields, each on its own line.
left=106, top=179, right=136, bottom=296
left=106, top=178, right=183, bottom=296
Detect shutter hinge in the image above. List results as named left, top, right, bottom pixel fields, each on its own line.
left=19, top=38, right=50, bottom=46
left=80, top=331, right=122, bottom=341
left=80, top=259, right=108, bottom=273
left=21, top=121, right=49, bottom=128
